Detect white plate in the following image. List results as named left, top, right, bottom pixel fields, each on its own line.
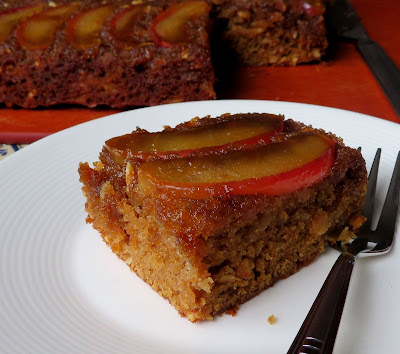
left=1, top=100, right=399, bottom=354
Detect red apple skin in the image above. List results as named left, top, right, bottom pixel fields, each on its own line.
left=109, top=4, right=148, bottom=40
left=152, top=124, right=284, bottom=159
left=105, top=114, right=284, bottom=163
left=138, top=134, right=336, bottom=199
left=225, top=141, right=335, bottom=196
left=66, top=5, right=114, bottom=50
left=15, top=4, right=80, bottom=50
left=150, top=1, right=210, bottom=47
left=0, top=4, right=45, bottom=44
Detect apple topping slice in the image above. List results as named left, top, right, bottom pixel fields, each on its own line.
left=151, top=1, right=210, bottom=46
left=66, top=5, right=114, bottom=49
left=137, top=133, right=336, bottom=198
left=16, top=3, right=80, bottom=50
left=110, top=5, right=149, bottom=40
left=0, top=5, right=44, bottom=44
left=105, top=114, right=284, bottom=164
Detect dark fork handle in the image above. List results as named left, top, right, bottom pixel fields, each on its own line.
left=356, top=39, right=400, bottom=118
left=287, top=254, right=355, bottom=354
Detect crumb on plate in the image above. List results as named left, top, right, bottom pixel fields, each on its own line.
left=268, top=314, right=277, bottom=325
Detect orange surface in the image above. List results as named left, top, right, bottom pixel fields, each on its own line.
left=0, top=106, right=121, bottom=143
left=0, top=0, right=399, bottom=144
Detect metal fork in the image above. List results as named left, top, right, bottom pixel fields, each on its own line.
left=288, top=149, right=400, bottom=354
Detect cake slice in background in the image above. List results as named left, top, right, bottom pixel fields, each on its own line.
left=212, top=0, right=328, bottom=66
left=0, top=0, right=328, bottom=108
left=0, top=0, right=215, bottom=108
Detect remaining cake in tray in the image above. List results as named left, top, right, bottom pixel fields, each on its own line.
left=0, top=0, right=215, bottom=108
left=213, top=0, right=328, bottom=66
left=78, top=113, right=367, bottom=322
left=0, top=0, right=328, bottom=108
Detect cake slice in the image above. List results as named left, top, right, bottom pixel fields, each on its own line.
left=78, top=113, right=367, bottom=322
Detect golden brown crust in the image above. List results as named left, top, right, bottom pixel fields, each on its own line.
left=78, top=114, right=367, bottom=321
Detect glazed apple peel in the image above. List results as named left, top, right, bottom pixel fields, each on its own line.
left=0, top=4, right=45, bottom=44
left=1, top=1, right=211, bottom=50
left=105, top=113, right=284, bottom=162
left=16, top=3, right=80, bottom=50
left=151, top=1, right=210, bottom=46
left=137, top=133, right=336, bottom=198
left=110, top=4, right=151, bottom=40
left=66, top=5, right=114, bottom=49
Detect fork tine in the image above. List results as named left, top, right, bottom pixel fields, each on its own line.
left=376, top=151, right=400, bottom=237
left=362, top=148, right=381, bottom=230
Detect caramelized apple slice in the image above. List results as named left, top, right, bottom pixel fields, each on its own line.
left=0, top=5, right=44, bottom=44
left=138, top=133, right=335, bottom=198
left=105, top=114, right=284, bottom=164
left=151, top=1, right=210, bottom=46
left=16, top=3, right=80, bottom=50
left=66, top=5, right=114, bottom=49
left=110, top=4, right=149, bottom=40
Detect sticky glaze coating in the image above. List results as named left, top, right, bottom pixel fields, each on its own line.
left=104, top=113, right=284, bottom=162
left=79, top=113, right=366, bottom=322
